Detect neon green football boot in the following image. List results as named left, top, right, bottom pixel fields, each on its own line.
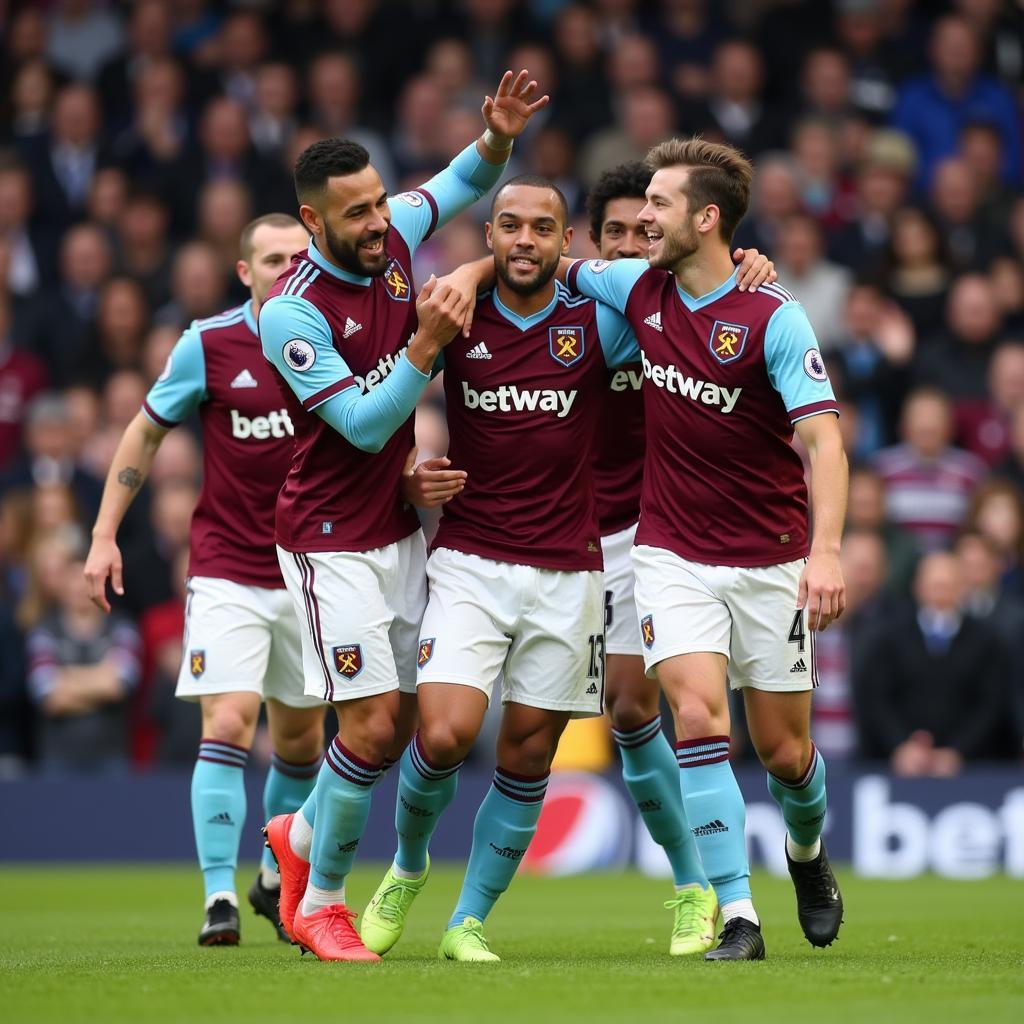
left=665, top=885, right=720, bottom=956
left=359, top=855, right=430, bottom=955
left=437, top=916, right=501, bottom=962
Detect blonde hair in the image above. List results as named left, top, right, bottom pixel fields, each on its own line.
left=645, top=137, right=754, bottom=241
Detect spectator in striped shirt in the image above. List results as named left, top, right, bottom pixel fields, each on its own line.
left=874, top=387, right=987, bottom=550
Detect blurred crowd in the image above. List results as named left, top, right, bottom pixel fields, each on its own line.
left=1, top=0, right=1023, bottom=779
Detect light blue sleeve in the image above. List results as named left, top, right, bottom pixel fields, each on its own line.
left=764, top=302, right=839, bottom=424
left=390, top=141, right=507, bottom=254
left=143, top=325, right=207, bottom=427
left=566, top=258, right=647, bottom=314
left=596, top=303, right=640, bottom=367
left=260, top=294, right=430, bottom=454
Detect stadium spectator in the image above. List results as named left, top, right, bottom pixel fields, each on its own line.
left=113, top=191, right=173, bottom=310
left=962, top=478, right=1024, bottom=594
left=249, top=62, right=300, bottom=161
left=210, top=11, right=267, bottom=112
left=549, top=6, right=612, bottom=142
left=0, top=273, right=48, bottom=473
left=25, top=527, right=140, bottom=773
left=0, top=160, right=45, bottom=297
left=391, top=73, right=452, bottom=179
left=732, top=154, right=801, bottom=255
left=155, top=242, right=227, bottom=328
left=891, top=14, right=1021, bottom=191
left=995, top=404, right=1024, bottom=496
left=790, top=118, right=858, bottom=232
left=878, top=206, right=952, bottom=338
left=773, top=213, right=851, bottom=349
left=798, top=47, right=856, bottom=127
left=928, top=156, right=1003, bottom=270
left=3, top=59, right=57, bottom=149
left=832, top=0, right=905, bottom=121
left=959, top=120, right=1017, bottom=229
left=77, top=277, right=150, bottom=388
left=96, top=0, right=174, bottom=121
left=45, top=0, right=124, bottom=84
left=874, top=388, right=987, bottom=550
left=853, top=550, right=1011, bottom=771
left=954, top=343, right=1024, bottom=467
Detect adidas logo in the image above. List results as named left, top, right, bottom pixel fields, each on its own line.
left=230, top=368, right=258, bottom=389
left=790, top=658, right=807, bottom=674
left=207, top=812, right=234, bottom=825
left=692, top=819, right=729, bottom=837
left=586, top=682, right=598, bottom=694
left=343, top=317, right=362, bottom=339
left=644, top=312, right=662, bottom=332
left=466, top=341, right=492, bottom=359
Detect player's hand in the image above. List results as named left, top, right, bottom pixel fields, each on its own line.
left=83, top=535, right=124, bottom=613
left=415, top=274, right=470, bottom=349
left=435, top=265, right=482, bottom=338
left=797, top=551, right=846, bottom=631
left=400, top=447, right=467, bottom=508
left=732, top=248, right=777, bottom=291
left=482, top=69, right=549, bottom=144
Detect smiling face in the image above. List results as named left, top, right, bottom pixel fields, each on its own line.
left=637, top=166, right=705, bottom=270
left=487, top=184, right=571, bottom=296
left=301, top=164, right=391, bottom=277
left=595, top=196, right=648, bottom=260
left=239, top=221, right=309, bottom=306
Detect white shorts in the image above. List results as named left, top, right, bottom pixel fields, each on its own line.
left=277, top=534, right=428, bottom=703
left=417, top=547, right=605, bottom=717
left=631, top=546, right=816, bottom=692
left=601, top=522, right=642, bottom=657
left=175, top=576, right=324, bottom=708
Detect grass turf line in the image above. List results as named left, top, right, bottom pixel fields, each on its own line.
left=1, top=866, right=1022, bottom=1024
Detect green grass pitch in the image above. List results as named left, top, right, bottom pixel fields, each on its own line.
left=2, top=865, right=1022, bottom=1024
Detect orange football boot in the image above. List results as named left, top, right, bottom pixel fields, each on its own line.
left=292, top=903, right=381, bottom=962
left=263, top=813, right=309, bottom=942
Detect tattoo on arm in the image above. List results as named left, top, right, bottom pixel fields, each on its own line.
left=117, top=467, right=143, bottom=491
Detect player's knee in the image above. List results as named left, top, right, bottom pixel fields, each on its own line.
left=757, top=736, right=811, bottom=781
left=418, top=721, right=474, bottom=767
left=204, top=704, right=255, bottom=746
left=671, top=696, right=721, bottom=740
left=607, top=691, right=660, bottom=733
left=272, top=718, right=323, bottom=763
left=498, top=730, right=558, bottom=776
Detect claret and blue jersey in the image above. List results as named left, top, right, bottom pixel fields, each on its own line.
left=142, top=299, right=294, bottom=589
left=565, top=258, right=839, bottom=567
left=257, top=141, right=509, bottom=555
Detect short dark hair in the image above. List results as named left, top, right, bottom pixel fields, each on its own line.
left=293, top=138, right=370, bottom=206
left=586, top=161, right=651, bottom=239
left=239, top=213, right=303, bottom=261
left=491, top=174, right=569, bottom=229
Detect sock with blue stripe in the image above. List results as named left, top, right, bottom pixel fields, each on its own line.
left=448, top=767, right=548, bottom=928
left=676, top=736, right=756, bottom=922
left=303, top=737, right=380, bottom=913
left=614, top=715, right=708, bottom=889
left=192, top=739, right=248, bottom=905
left=768, top=743, right=827, bottom=856
left=260, top=751, right=320, bottom=878
left=394, top=732, right=463, bottom=875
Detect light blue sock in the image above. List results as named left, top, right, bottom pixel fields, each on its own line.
left=191, top=739, right=248, bottom=900
left=395, top=732, right=463, bottom=874
left=260, top=752, right=320, bottom=873
left=767, top=743, right=827, bottom=846
left=448, top=767, right=548, bottom=929
left=308, top=737, right=381, bottom=890
left=676, top=736, right=751, bottom=907
left=613, top=715, right=708, bottom=888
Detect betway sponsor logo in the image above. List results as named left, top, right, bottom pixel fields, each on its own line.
left=230, top=408, right=294, bottom=439
left=462, top=381, right=576, bottom=418
left=354, top=337, right=414, bottom=393
left=641, top=352, right=741, bottom=414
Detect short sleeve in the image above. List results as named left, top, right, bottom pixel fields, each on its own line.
left=143, top=325, right=207, bottom=428
left=764, top=302, right=839, bottom=424
left=596, top=303, right=640, bottom=367
left=259, top=293, right=358, bottom=411
left=565, top=258, right=648, bottom=314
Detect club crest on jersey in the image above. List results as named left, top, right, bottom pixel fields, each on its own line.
left=333, top=644, right=363, bottom=678
left=549, top=326, right=585, bottom=367
left=417, top=638, right=435, bottom=669
left=384, top=259, right=411, bottom=302
left=190, top=650, right=206, bottom=678
left=640, top=615, right=655, bottom=649
left=709, top=321, right=748, bottom=365
left=283, top=338, right=316, bottom=372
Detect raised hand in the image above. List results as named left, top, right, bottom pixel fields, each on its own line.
left=482, top=69, right=549, bottom=143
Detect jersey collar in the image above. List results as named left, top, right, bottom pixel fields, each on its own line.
left=307, top=236, right=372, bottom=287
left=492, top=286, right=559, bottom=332
left=675, top=267, right=739, bottom=312
left=242, top=298, right=258, bottom=336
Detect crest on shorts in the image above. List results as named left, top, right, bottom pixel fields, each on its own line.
left=640, top=615, right=655, bottom=649
left=383, top=259, right=411, bottom=302
left=708, top=321, right=748, bottom=364
left=417, top=637, right=435, bottom=669
left=549, top=326, right=585, bottom=367
left=190, top=650, right=206, bottom=678
left=333, top=644, right=363, bottom=678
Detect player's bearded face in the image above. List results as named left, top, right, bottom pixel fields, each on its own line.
left=646, top=207, right=701, bottom=270
left=323, top=218, right=391, bottom=277
left=495, top=243, right=562, bottom=295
